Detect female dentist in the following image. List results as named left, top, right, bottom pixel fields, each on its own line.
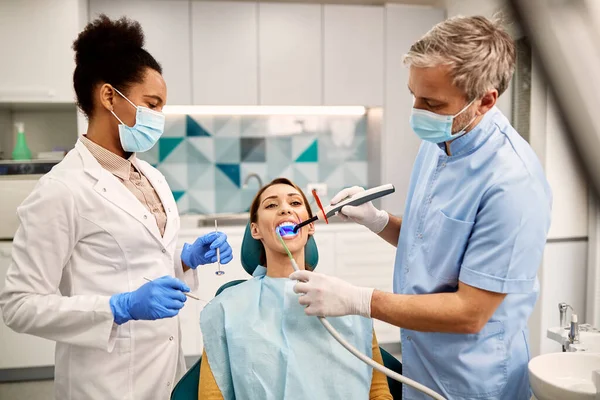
left=0, top=16, right=232, bottom=400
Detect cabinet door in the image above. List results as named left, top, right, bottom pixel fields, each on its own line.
left=90, top=0, right=192, bottom=105
left=192, top=1, right=258, bottom=105
left=0, top=244, right=56, bottom=368
left=258, top=3, right=322, bottom=105
left=334, top=228, right=400, bottom=344
left=323, top=5, right=384, bottom=106
left=0, top=0, right=83, bottom=103
left=179, top=229, right=247, bottom=353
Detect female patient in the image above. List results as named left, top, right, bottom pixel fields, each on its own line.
left=199, top=178, right=392, bottom=399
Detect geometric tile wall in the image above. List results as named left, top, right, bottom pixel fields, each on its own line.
left=138, top=114, right=369, bottom=214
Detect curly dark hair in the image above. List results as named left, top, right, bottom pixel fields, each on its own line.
left=72, top=14, right=162, bottom=117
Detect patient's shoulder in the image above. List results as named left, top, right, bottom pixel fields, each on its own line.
left=200, top=278, right=260, bottom=315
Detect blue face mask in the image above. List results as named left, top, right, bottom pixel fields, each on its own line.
left=410, top=99, right=477, bottom=144
left=110, top=87, right=165, bottom=153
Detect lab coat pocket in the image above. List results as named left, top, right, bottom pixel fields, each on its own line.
left=434, top=321, right=508, bottom=398
left=425, top=210, right=474, bottom=283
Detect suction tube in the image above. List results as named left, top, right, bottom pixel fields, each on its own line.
left=276, top=230, right=446, bottom=400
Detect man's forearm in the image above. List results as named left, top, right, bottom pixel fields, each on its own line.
left=370, top=289, right=482, bottom=334
left=377, top=214, right=402, bottom=247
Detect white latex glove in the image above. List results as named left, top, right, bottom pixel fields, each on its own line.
left=330, top=186, right=389, bottom=234
left=290, top=270, right=374, bottom=318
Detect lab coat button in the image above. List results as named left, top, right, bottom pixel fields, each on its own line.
left=102, top=188, right=107, bottom=192
left=162, top=249, right=166, bottom=254
left=143, top=215, right=148, bottom=219
left=167, top=381, right=171, bottom=387
left=169, top=336, right=174, bottom=341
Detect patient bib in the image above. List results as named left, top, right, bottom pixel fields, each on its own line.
left=200, top=266, right=374, bottom=400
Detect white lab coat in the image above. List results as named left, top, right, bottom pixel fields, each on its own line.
left=0, top=140, right=198, bottom=400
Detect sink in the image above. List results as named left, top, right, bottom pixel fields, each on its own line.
left=548, top=325, right=600, bottom=352
left=529, top=352, right=600, bottom=400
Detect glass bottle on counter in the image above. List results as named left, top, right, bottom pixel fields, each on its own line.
left=12, top=122, right=32, bottom=160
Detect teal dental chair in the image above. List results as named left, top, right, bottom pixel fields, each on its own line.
left=171, top=224, right=403, bottom=399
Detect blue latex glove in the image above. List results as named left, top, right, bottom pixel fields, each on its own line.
left=181, top=231, right=233, bottom=269
left=110, top=276, right=189, bottom=325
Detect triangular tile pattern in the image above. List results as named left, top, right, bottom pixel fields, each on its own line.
left=241, top=138, right=266, bottom=162
left=267, top=165, right=294, bottom=182
left=295, top=140, right=318, bottom=163
left=163, top=115, right=186, bottom=137
left=188, top=164, right=215, bottom=190
left=187, top=137, right=214, bottom=163
left=175, top=193, right=190, bottom=212
left=241, top=116, right=269, bottom=137
left=216, top=164, right=241, bottom=188
left=344, top=162, right=368, bottom=186
left=187, top=141, right=211, bottom=164
left=186, top=115, right=211, bottom=137
left=240, top=162, right=267, bottom=190
left=161, top=139, right=188, bottom=164
left=172, top=191, right=186, bottom=202
left=154, top=114, right=368, bottom=214
left=215, top=189, right=243, bottom=213
left=214, top=116, right=241, bottom=137
left=214, top=165, right=240, bottom=191
left=187, top=190, right=216, bottom=214
left=324, top=165, right=345, bottom=188
left=292, top=136, right=317, bottom=160
left=214, top=138, right=241, bottom=164
left=293, top=163, right=319, bottom=191
left=137, top=143, right=159, bottom=165
left=159, top=137, right=184, bottom=163
left=159, top=163, right=188, bottom=191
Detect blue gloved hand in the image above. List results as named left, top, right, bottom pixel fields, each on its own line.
left=110, top=276, right=189, bottom=325
left=180, top=231, right=233, bottom=269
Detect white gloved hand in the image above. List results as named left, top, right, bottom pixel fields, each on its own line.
left=330, top=186, right=389, bottom=234
left=290, top=270, right=374, bottom=318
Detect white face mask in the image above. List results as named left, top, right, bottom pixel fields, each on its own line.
left=110, top=87, right=165, bottom=153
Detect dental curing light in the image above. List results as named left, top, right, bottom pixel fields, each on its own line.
left=293, top=184, right=395, bottom=233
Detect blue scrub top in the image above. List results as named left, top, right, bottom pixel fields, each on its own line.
left=395, top=107, right=552, bottom=399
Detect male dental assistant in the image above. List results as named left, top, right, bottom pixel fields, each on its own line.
left=291, top=16, right=552, bottom=399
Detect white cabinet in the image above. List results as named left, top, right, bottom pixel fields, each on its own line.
left=0, top=0, right=85, bottom=103
left=0, top=243, right=56, bottom=369
left=90, top=0, right=192, bottom=105
left=192, top=1, right=258, bottom=105
left=323, top=5, right=384, bottom=106
left=258, top=3, right=322, bottom=105
left=382, top=5, right=445, bottom=215
left=179, top=227, right=247, bottom=354
left=334, top=227, right=399, bottom=344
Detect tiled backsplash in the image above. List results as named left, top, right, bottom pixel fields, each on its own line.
left=138, top=114, right=369, bottom=214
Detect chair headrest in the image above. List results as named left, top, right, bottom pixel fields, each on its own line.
left=240, top=223, right=319, bottom=275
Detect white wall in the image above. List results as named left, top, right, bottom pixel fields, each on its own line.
left=382, top=5, right=445, bottom=215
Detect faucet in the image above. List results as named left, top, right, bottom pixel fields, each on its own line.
left=559, top=302, right=574, bottom=329
left=243, top=173, right=263, bottom=189
left=568, top=313, right=580, bottom=347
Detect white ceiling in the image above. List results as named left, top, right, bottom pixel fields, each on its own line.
left=202, top=0, right=445, bottom=7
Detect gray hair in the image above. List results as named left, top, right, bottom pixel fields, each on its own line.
left=403, top=15, right=516, bottom=99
